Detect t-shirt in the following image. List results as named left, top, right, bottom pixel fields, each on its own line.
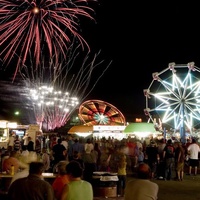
left=164, top=145, right=175, bottom=158
left=52, top=175, right=69, bottom=200
left=187, top=143, right=200, bottom=159
left=53, top=144, right=66, bottom=163
left=66, top=180, right=93, bottom=200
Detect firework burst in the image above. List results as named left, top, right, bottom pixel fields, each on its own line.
left=0, top=0, right=96, bottom=79
left=19, top=44, right=112, bottom=130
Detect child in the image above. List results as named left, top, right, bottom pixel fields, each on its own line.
left=117, top=153, right=127, bottom=197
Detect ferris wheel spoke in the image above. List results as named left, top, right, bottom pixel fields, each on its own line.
left=79, top=105, right=94, bottom=115
left=98, top=103, right=107, bottom=113
left=185, top=104, right=200, bottom=120
left=87, top=102, right=99, bottom=113
left=159, top=81, right=181, bottom=100
left=162, top=105, right=180, bottom=123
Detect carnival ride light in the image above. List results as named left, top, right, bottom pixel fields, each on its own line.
left=144, top=62, right=200, bottom=140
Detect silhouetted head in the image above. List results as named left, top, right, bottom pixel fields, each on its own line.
left=56, top=161, right=68, bottom=175
left=57, top=138, right=62, bottom=144
left=167, top=139, right=172, bottom=144
left=66, top=161, right=83, bottom=178
left=137, top=163, right=151, bottom=179
left=192, top=138, right=196, bottom=143
left=29, top=162, right=45, bottom=175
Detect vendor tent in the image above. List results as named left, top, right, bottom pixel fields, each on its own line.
left=124, top=122, right=156, bottom=133
left=68, top=125, right=93, bottom=134
left=123, top=122, right=160, bottom=138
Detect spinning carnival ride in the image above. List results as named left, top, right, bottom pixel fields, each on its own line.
left=78, top=99, right=126, bottom=126
left=144, top=62, right=200, bottom=142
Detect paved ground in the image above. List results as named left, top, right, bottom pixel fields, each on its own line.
left=151, top=174, right=200, bottom=200
left=93, top=173, right=200, bottom=200
left=1, top=171, right=200, bottom=200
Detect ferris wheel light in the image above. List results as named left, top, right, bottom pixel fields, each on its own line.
left=78, top=100, right=126, bottom=126
left=143, top=89, right=150, bottom=97
left=152, top=72, right=159, bottom=80
left=188, top=62, right=195, bottom=70
left=168, top=62, right=175, bottom=69
left=144, top=108, right=150, bottom=116
left=33, top=95, right=38, bottom=100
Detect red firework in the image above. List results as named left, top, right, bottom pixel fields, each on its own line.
left=0, top=0, right=96, bottom=79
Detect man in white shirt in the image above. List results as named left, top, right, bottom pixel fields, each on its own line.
left=8, top=132, right=15, bottom=150
left=23, top=133, right=29, bottom=150
left=187, top=138, right=200, bottom=175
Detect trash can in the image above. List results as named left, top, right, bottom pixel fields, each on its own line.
left=92, top=172, right=118, bottom=198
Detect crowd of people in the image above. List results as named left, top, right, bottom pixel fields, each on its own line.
left=0, top=132, right=200, bottom=200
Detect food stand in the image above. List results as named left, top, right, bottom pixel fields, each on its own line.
left=0, top=121, right=18, bottom=149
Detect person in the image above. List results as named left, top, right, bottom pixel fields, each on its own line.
left=7, top=132, right=15, bottom=151
left=124, top=163, right=159, bottom=200
left=52, top=138, right=67, bottom=167
left=71, top=150, right=85, bottom=170
left=60, top=160, right=93, bottom=200
left=2, top=150, right=27, bottom=174
left=93, top=142, right=101, bottom=170
left=13, top=135, right=21, bottom=152
left=22, top=132, right=29, bottom=150
left=41, top=147, right=51, bottom=172
left=67, top=135, right=74, bottom=161
left=84, top=138, right=94, bottom=154
left=145, top=141, right=160, bottom=179
left=72, top=138, right=84, bottom=158
left=61, top=137, right=68, bottom=160
left=137, top=147, right=145, bottom=164
left=27, top=136, right=34, bottom=152
left=9, top=151, right=38, bottom=186
left=176, top=142, right=185, bottom=181
left=82, top=149, right=97, bottom=183
left=61, top=137, right=68, bottom=150
left=187, top=138, right=200, bottom=175
left=163, top=139, right=175, bottom=180
left=52, top=161, right=69, bottom=200
left=35, top=136, right=41, bottom=154
left=156, top=138, right=166, bottom=179
left=7, top=161, right=55, bottom=200
left=117, top=153, right=127, bottom=197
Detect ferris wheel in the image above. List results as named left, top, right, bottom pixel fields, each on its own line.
left=78, top=99, right=126, bottom=126
left=144, top=62, right=200, bottom=135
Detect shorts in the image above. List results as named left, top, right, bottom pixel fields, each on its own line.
left=189, top=159, right=199, bottom=167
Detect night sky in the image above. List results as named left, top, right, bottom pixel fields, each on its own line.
left=81, top=1, right=200, bottom=121
left=1, top=1, right=200, bottom=124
